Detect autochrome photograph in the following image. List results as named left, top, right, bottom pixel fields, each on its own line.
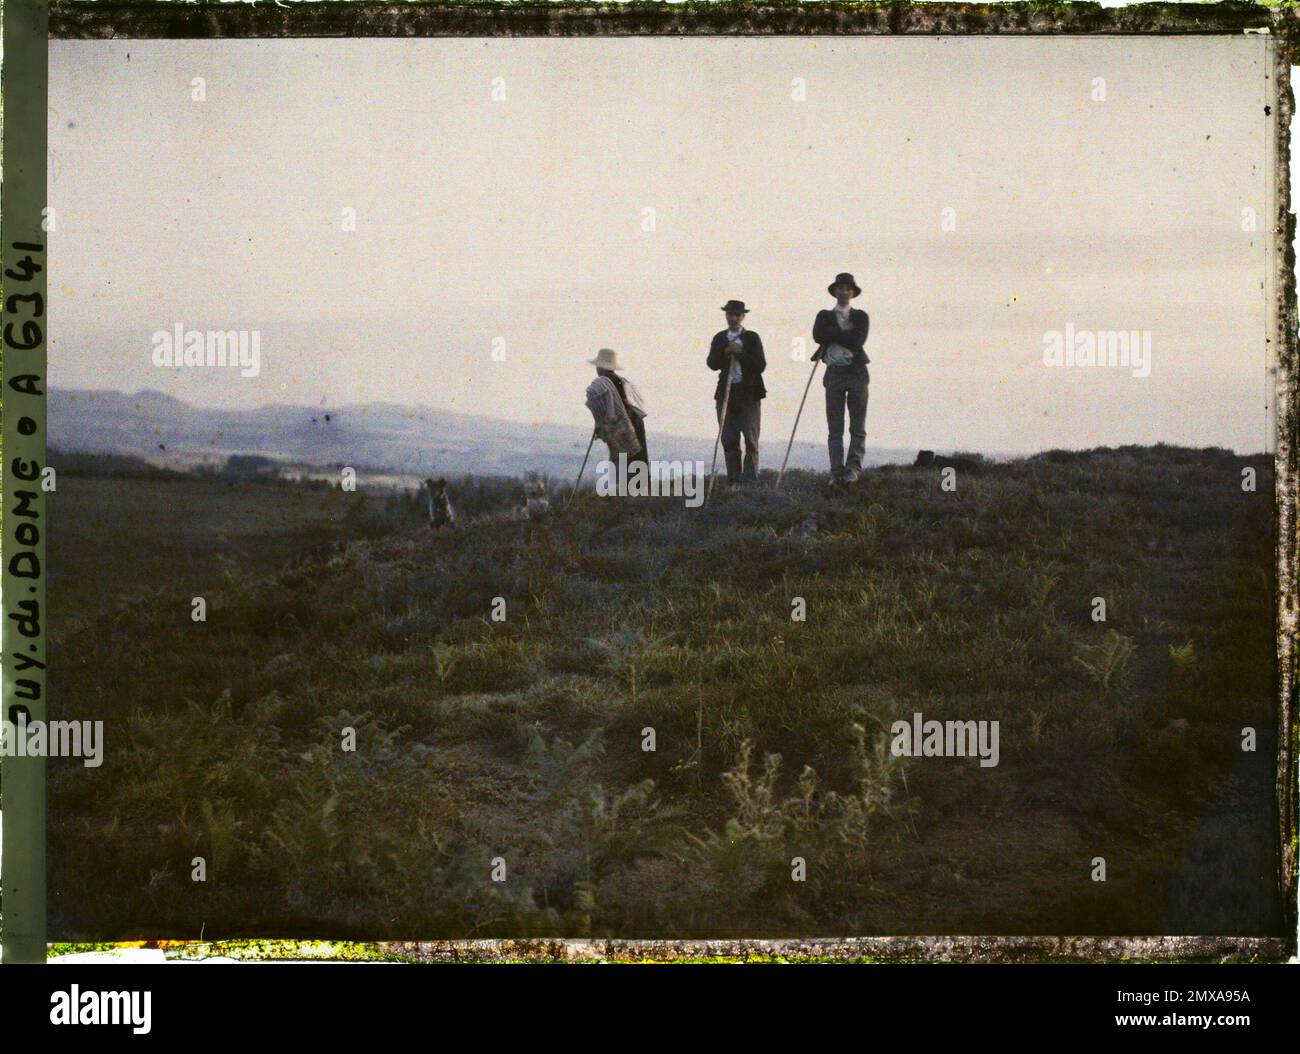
left=36, top=27, right=1287, bottom=942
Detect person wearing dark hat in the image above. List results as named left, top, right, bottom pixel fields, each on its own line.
left=812, top=273, right=870, bottom=484
left=707, top=300, right=767, bottom=484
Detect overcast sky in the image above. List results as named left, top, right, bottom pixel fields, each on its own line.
left=49, top=34, right=1274, bottom=453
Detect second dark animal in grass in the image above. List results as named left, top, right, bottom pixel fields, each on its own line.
left=523, top=471, right=551, bottom=520
left=915, top=450, right=982, bottom=474
left=423, top=477, right=455, bottom=528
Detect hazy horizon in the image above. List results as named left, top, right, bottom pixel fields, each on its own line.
left=49, top=35, right=1275, bottom=454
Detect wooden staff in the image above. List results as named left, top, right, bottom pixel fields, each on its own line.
left=706, top=364, right=736, bottom=504
left=776, top=353, right=822, bottom=489
left=567, top=429, right=597, bottom=507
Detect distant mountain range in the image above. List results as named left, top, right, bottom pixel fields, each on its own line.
left=48, top=388, right=916, bottom=480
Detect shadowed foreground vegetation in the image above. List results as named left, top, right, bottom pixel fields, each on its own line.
left=45, top=446, right=1283, bottom=938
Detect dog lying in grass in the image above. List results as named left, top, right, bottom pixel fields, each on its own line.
left=914, top=450, right=982, bottom=474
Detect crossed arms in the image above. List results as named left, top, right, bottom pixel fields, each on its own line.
left=812, top=310, right=870, bottom=362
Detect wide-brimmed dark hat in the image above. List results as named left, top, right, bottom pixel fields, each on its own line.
left=721, top=300, right=749, bottom=314
left=828, top=273, right=862, bottom=298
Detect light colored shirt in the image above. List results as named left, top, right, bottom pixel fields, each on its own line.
left=585, top=375, right=641, bottom=454
left=726, top=327, right=745, bottom=384
left=825, top=308, right=855, bottom=367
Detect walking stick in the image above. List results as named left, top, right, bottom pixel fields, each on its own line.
left=567, top=429, right=597, bottom=507
left=706, top=365, right=736, bottom=503
left=776, top=354, right=822, bottom=490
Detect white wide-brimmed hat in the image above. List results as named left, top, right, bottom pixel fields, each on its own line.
left=588, top=348, right=624, bottom=371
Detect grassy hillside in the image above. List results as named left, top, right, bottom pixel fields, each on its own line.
left=46, top=446, right=1282, bottom=939
left=48, top=475, right=350, bottom=636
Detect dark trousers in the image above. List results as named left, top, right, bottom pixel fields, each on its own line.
left=605, top=419, right=647, bottom=490
left=717, top=393, right=761, bottom=482
left=628, top=412, right=648, bottom=467
left=825, top=372, right=868, bottom=476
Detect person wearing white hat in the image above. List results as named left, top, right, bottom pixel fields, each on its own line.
left=587, top=347, right=649, bottom=468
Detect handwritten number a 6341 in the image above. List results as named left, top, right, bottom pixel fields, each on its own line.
left=4, top=240, right=45, bottom=351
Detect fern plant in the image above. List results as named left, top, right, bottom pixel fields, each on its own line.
left=1073, top=630, right=1137, bottom=694
left=1168, top=640, right=1198, bottom=675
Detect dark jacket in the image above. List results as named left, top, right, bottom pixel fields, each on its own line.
left=812, top=308, right=870, bottom=371
left=707, top=329, right=767, bottom=402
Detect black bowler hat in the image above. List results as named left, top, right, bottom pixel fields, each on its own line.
left=828, top=272, right=862, bottom=298
left=721, top=300, right=749, bottom=314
